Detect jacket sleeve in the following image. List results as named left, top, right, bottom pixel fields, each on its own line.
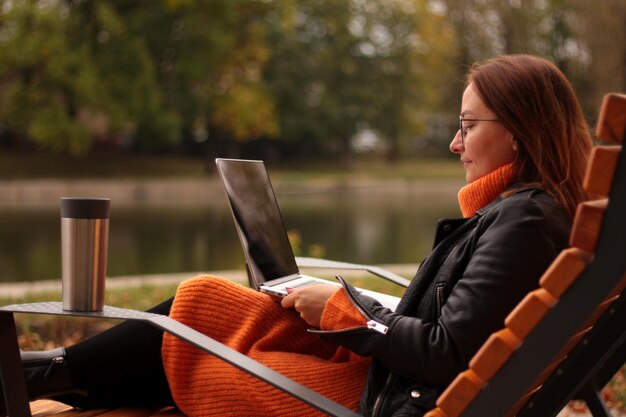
left=318, top=194, right=566, bottom=386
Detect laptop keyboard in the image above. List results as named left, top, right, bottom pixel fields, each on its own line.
left=286, top=279, right=318, bottom=289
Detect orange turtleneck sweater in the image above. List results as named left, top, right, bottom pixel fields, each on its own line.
left=457, top=162, right=518, bottom=218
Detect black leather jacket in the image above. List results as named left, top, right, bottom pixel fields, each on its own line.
left=318, top=187, right=571, bottom=417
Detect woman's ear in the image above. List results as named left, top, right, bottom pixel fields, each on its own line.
left=512, top=139, right=519, bottom=152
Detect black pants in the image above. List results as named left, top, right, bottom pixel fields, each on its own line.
left=56, top=298, right=175, bottom=409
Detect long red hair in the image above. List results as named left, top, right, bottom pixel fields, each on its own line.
left=468, top=54, right=593, bottom=217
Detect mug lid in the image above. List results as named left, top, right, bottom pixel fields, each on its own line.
left=61, top=198, right=111, bottom=219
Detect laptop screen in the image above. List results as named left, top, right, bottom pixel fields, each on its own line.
left=216, top=159, right=299, bottom=286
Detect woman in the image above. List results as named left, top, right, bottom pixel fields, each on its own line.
left=3, top=54, right=592, bottom=417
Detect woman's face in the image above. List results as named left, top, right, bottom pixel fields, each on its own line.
left=450, top=84, right=517, bottom=183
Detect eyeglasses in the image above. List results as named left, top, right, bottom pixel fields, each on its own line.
left=458, top=116, right=500, bottom=145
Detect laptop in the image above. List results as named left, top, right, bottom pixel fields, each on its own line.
left=216, top=158, right=400, bottom=311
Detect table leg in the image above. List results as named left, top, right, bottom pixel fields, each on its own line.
left=0, top=312, right=31, bottom=417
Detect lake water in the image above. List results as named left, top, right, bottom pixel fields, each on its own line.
left=0, top=192, right=461, bottom=283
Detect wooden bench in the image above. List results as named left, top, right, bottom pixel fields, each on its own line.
left=6, top=93, right=626, bottom=417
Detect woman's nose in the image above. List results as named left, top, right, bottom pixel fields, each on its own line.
left=450, top=130, right=464, bottom=154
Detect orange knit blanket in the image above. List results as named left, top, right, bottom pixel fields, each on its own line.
left=161, top=275, right=371, bottom=417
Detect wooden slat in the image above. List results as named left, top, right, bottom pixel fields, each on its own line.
left=504, top=385, right=542, bottom=417
left=552, top=327, right=592, bottom=364
left=606, top=271, right=626, bottom=299
left=31, top=400, right=73, bottom=416
left=506, top=333, right=590, bottom=417
left=580, top=293, right=620, bottom=331
left=512, top=335, right=582, bottom=415
left=424, top=407, right=450, bottom=417
left=534, top=357, right=566, bottom=387
left=584, top=146, right=622, bottom=197
left=569, top=199, right=608, bottom=253
left=539, top=248, right=590, bottom=299
left=596, top=93, right=626, bottom=144
left=511, top=355, right=566, bottom=412
left=30, top=400, right=182, bottom=417
left=505, top=288, right=557, bottom=340
left=469, top=329, right=522, bottom=382
left=436, top=370, right=486, bottom=417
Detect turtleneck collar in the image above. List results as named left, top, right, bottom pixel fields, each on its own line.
left=457, top=162, right=518, bottom=218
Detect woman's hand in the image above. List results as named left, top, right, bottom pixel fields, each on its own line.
left=281, top=284, right=340, bottom=328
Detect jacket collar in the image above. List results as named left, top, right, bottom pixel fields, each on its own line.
left=474, top=184, right=543, bottom=217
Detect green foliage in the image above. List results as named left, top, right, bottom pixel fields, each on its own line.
left=28, top=106, right=90, bottom=155
left=0, top=1, right=99, bottom=155
left=0, top=0, right=622, bottom=158
left=262, top=0, right=455, bottom=160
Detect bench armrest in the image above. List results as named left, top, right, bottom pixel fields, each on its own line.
left=295, top=256, right=411, bottom=288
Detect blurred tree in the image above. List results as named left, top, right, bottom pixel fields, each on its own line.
left=567, top=0, right=626, bottom=115
left=264, top=0, right=366, bottom=165
left=114, top=0, right=279, bottom=151
left=439, top=0, right=624, bottom=118
left=0, top=1, right=99, bottom=155
left=0, top=0, right=281, bottom=155
left=67, top=1, right=180, bottom=152
left=374, top=0, right=457, bottom=160
left=264, top=0, right=456, bottom=164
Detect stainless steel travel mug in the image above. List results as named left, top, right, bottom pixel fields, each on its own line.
left=61, top=198, right=110, bottom=312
